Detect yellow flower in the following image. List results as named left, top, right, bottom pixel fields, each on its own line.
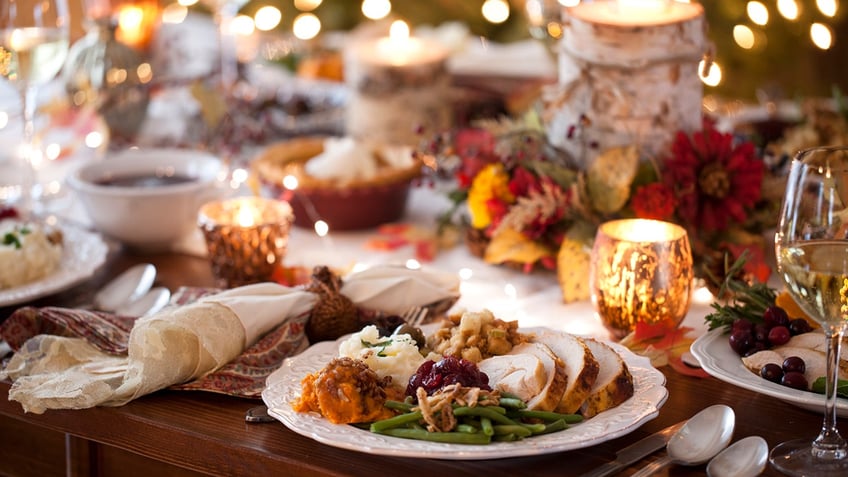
left=467, top=163, right=514, bottom=229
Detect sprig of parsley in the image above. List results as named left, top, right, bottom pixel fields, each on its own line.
left=703, top=252, right=778, bottom=331
left=2, top=226, right=30, bottom=250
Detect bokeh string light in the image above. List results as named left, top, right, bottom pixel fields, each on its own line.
left=158, top=0, right=843, bottom=97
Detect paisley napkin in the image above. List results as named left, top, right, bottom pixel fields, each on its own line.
left=0, top=283, right=316, bottom=414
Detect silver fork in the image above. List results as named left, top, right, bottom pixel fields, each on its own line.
left=401, top=306, right=429, bottom=327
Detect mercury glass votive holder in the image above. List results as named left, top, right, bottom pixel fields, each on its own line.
left=198, top=197, right=294, bottom=288
left=589, top=218, right=694, bottom=339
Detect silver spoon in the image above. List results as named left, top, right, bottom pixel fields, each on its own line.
left=115, top=287, right=171, bottom=317
left=631, top=404, right=736, bottom=477
left=93, top=263, right=156, bottom=312
left=707, top=436, right=768, bottom=477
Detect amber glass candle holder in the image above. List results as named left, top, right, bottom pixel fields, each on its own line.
left=198, top=197, right=294, bottom=288
left=590, top=218, right=694, bottom=339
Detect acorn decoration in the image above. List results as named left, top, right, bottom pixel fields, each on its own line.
left=304, top=266, right=360, bottom=342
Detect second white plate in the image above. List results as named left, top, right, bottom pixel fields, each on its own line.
left=691, top=327, right=848, bottom=417
left=0, top=223, right=108, bottom=307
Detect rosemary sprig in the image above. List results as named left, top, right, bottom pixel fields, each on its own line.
left=703, top=252, right=778, bottom=332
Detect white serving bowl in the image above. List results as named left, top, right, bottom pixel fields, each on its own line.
left=68, top=148, right=223, bottom=251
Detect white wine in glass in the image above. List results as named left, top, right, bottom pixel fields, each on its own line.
left=772, top=146, right=848, bottom=476
left=0, top=0, right=70, bottom=214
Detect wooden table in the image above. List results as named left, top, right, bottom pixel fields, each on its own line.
left=0, top=251, right=839, bottom=476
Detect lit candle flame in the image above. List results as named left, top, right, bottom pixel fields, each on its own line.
left=236, top=204, right=256, bottom=227
left=117, top=6, right=145, bottom=47
left=389, top=20, right=410, bottom=41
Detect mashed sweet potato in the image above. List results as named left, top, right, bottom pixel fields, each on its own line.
left=293, top=357, right=403, bottom=424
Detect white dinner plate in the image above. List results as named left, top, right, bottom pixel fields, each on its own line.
left=0, top=224, right=108, bottom=307
left=691, top=327, right=848, bottom=417
left=262, top=328, right=668, bottom=460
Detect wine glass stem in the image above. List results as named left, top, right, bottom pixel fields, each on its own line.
left=815, top=325, right=848, bottom=460
left=217, top=3, right=239, bottom=91
left=20, top=83, right=40, bottom=214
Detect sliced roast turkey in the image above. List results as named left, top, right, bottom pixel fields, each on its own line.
left=478, top=341, right=568, bottom=411
left=533, top=330, right=599, bottom=414
left=578, top=338, right=635, bottom=417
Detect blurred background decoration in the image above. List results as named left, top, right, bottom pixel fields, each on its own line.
left=60, top=0, right=846, bottom=100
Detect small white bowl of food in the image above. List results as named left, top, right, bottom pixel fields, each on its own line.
left=68, top=148, right=224, bottom=251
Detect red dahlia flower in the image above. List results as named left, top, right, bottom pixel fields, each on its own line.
left=630, top=183, right=677, bottom=221
left=662, top=124, right=764, bottom=231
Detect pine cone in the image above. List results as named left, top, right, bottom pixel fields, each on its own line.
left=305, top=266, right=360, bottom=342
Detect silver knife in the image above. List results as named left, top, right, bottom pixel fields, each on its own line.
left=578, top=420, right=687, bottom=477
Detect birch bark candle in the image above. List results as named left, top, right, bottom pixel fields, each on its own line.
left=543, top=0, right=707, bottom=168
left=344, top=21, right=451, bottom=146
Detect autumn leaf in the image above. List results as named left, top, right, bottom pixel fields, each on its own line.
left=484, top=228, right=554, bottom=265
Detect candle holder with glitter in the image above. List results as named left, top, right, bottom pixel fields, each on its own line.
left=198, top=197, right=293, bottom=288
left=589, top=218, right=694, bottom=339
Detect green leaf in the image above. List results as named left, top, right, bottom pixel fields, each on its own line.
left=703, top=251, right=777, bottom=331
left=811, top=377, right=848, bottom=398
left=2, top=232, right=21, bottom=249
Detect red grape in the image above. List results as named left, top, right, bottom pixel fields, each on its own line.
left=729, top=329, right=753, bottom=355
left=764, top=306, right=790, bottom=328
left=732, top=318, right=754, bottom=333
left=768, top=326, right=791, bottom=346
left=781, top=371, right=808, bottom=390
left=760, top=363, right=784, bottom=383
left=783, top=356, right=806, bottom=374
left=789, top=318, right=813, bottom=335
left=753, top=323, right=770, bottom=343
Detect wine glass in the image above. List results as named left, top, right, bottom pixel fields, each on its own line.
left=772, top=146, right=848, bottom=476
left=199, top=0, right=249, bottom=91
left=0, top=0, right=70, bottom=215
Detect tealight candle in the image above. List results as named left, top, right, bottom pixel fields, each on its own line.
left=344, top=20, right=451, bottom=145
left=198, top=197, right=294, bottom=288
left=589, top=218, right=694, bottom=339
left=114, top=0, right=159, bottom=51
left=544, top=0, right=707, bottom=168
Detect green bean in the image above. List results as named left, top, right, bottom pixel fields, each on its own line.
left=493, top=433, right=519, bottom=442
left=493, top=425, right=532, bottom=438
left=536, top=419, right=568, bottom=435
left=461, top=417, right=482, bottom=429
left=369, top=411, right=423, bottom=432
left=454, top=406, right=517, bottom=425
left=515, top=409, right=584, bottom=423
left=384, top=400, right=414, bottom=413
left=520, top=423, right=547, bottom=434
left=456, top=424, right=478, bottom=434
left=480, top=416, right=494, bottom=436
left=375, top=428, right=492, bottom=444
left=498, top=397, right=526, bottom=409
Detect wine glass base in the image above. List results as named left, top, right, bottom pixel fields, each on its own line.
left=770, top=438, right=848, bottom=476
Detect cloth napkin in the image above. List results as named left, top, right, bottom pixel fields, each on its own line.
left=0, top=265, right=460, bottom=413
left=341, top=265, right=460, bottom=316
left=0, top=283, right=316, bottom=414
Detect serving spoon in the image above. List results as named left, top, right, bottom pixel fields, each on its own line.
left=631, top=404, right=736, bottom=477
left=706, top=435, right=768, bottom=477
